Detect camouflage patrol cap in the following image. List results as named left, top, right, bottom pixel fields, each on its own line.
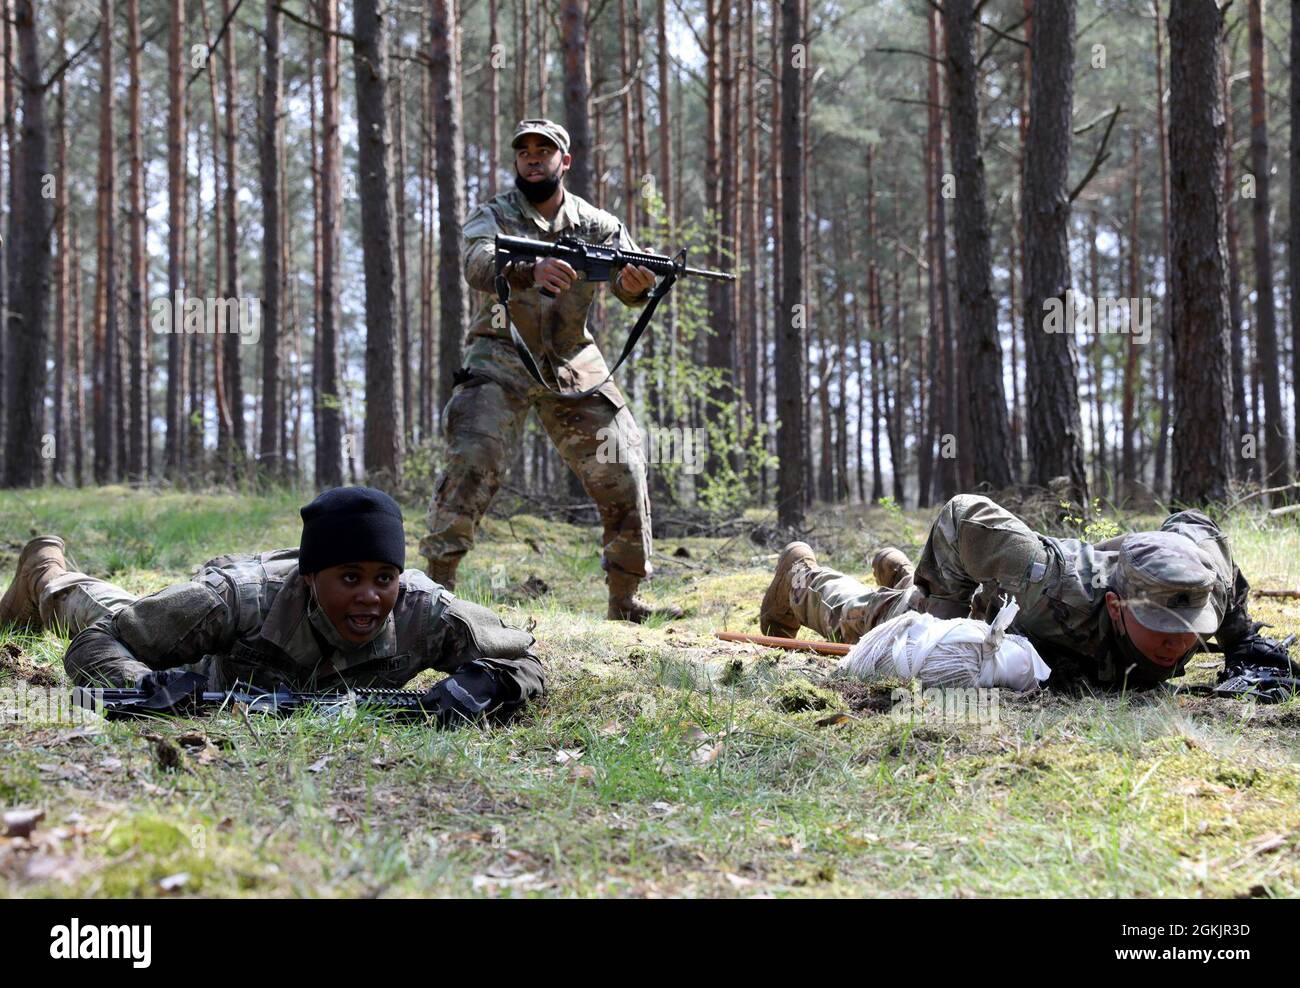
left=511, top=118, right=570, bottom=155
left=1113, top=531, right=1219, bottom=634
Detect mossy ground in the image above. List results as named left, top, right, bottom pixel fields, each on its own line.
left=1, top=486, right=1298, bottom=897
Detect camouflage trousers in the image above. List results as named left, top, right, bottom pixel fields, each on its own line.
left=420, top=337, right=653, bottom=580
left=33, top=569, right=151, bottom=684
left=791, top=494, right=1064, bottom=644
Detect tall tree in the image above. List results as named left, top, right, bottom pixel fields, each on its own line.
left=1223, top=33, right=1250, bottom=479
left=1246, top=0, right=1287, bottom=484
left=126, top=0, right=147, bottom=481
left=776, top=0, right=806, bottom=527
left=52, top=0, right=69, bottom=485
left=1291, top=0, right=1300, bottom=475
left=430, top=0, right=467, bottom=412
left=221, top=0, right=246, bottom=470
left=355, top=0, right=403, bottom=486
left=393, top=67, right=413, bottom=445
left=1151, top=0, right=1173, bottom=497
left=1168, top=0, right=1234, bottom=503
left=3, top=0, right=52, bottom=486
left=316, top=0, right=344, bottom=487
left=1022, top=0, right=1087, bottom=502
left=164, top=0, right=187, bottom=478
left=258, top=0, right=283, bottom=477
left=942, top=0, right=1013, bottom=489
left=93, top=0, right=119, bottom=483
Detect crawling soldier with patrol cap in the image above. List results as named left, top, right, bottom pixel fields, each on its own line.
left=760, top=493, right=1290, bottom=690
left=0, top=487, right=544, bottom=726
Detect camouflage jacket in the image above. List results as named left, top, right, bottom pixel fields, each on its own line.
left=63, top=550, right=545, bottom=715
left=1007, top=511, right=1251, bottom=686
left=461, top=187, right=651, bottom=395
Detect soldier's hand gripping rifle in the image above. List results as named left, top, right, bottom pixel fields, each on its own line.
left=492, top=233, right=735, bottom=400
left=72, top=671, right=447, bottom=724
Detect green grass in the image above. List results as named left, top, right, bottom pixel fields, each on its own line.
left=1, top=486, right=1299, bottom=897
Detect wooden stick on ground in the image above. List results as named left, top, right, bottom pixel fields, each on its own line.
left=714, top=631, right=851, bottom=656
left=1251, top=588, right=1300, bottom=598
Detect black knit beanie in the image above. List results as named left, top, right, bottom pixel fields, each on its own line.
left=299, top=486, right=406, bottom=574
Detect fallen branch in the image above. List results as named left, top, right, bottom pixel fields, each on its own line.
left=714, top=631, right=850, bottom=656
left=1252, top=588, right=1300, bottom=598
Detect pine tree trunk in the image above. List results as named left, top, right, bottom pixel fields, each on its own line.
left=258, top=0, right=283, bottom=478
left=1246, top=0, right=1288, bottom=484
left=355, top=0, right=403, bottom=487
left=71, top=216, right=86, bottom=485
left=221, top=0, right=246, bottom=472
left=165, top=0, right=187, bottom=478
left=316, top=0, right=344, bottom=487
left=1152, top=2, right=1173, bottom=498
left=3, top=0, right=51, bottom=486
left=1021, top=0, right=1087, bottom=502
left=0, top=0, right=9, bottom=444
left=431, top=0, right=467, bottom=413
left=776, top=0, right=806, bottom=527
left=125, top=0, right=147, bottom=482
left=929, top=6, right=958, bottom=503
left=941, top=0, right=1013, bottom=490
left=1168, top=0, right=1234, bottom=503
left=1291, top=0, right=1300, bottom=477
left=53, top=0, right=69, bottom=485
left=488, top=0, right=500, bottom=196
left=393, top=69, right=414, bottom=446
left=93, top=0, right=118, bottom=484
left=1121, top=132, right=1142, bottom=497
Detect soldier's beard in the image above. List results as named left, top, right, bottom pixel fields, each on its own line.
left=515, top=164, right=563, bottom=203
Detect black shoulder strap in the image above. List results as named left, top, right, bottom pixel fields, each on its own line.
left=494, top=255, right=682, bottom=401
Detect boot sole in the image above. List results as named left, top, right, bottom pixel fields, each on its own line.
left=0, top=537, right=67, bottom=628
left=760, top=542, right=814, bottom=637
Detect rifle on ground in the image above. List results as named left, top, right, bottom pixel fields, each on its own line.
left=492, top=233, right=735, bottom=400
left=1177, top=633, right=1300, bottom=703
left=72, top=670, right=433, bottom=722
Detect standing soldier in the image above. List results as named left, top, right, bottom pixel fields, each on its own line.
left=420, top=118, right=681, bottom=623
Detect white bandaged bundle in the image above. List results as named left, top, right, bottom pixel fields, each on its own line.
left=837, top=599, right=1051, bottom=692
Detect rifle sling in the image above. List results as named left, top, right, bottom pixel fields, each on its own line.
left=494, top=261, right=680, bottom=401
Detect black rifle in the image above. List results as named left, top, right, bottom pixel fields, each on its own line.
left=71, top=670, right=433, bottom=722
left=1176, top=633, right=1300, bottom=703
left=492, top=233, right=735, bottom=399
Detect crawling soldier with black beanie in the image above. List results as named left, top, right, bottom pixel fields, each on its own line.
left=0, top=486, right=544, bottom=727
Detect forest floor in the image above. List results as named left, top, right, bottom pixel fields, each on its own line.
left=1, top=486, right=1299, bottom=898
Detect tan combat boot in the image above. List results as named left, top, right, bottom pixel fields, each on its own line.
left=607, top=570, right=684, bottom=623
left=760, top=541, right=819, bottom=638
left=0, top=536, right=69, bottom=630
left=425, top=557, right=460, bottom=592
left=871, top=547, right=914, bottom=589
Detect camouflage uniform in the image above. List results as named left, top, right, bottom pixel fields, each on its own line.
left=43, top=550, right=543, bottom=716
left=419, top=184, right=654, bottom=590
left=790, top=494, right=1252, bottom=688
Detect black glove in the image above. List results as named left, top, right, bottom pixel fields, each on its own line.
left=137, top=668, right=198, bottom=693
left=419, top=663, right=507, bottom=728
left=1222, top=631, right=1299, bottom=677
